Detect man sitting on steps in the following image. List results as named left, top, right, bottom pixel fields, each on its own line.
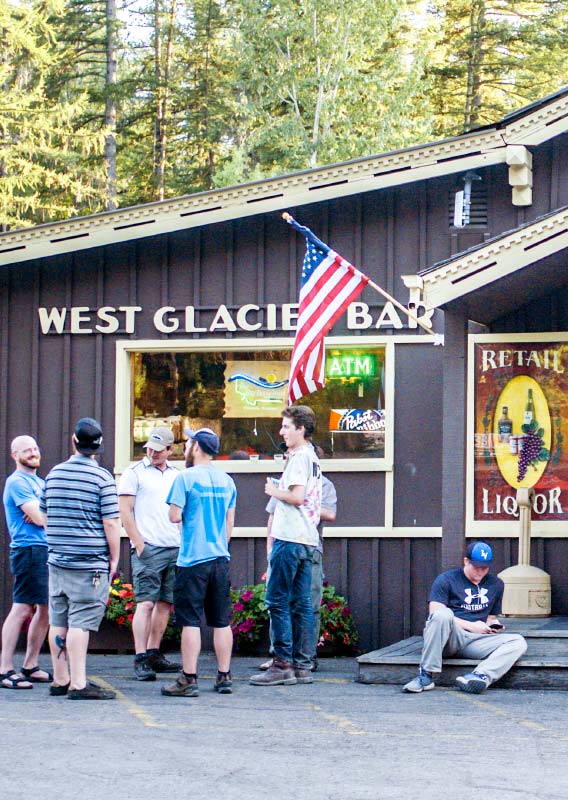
left=403, top=541, right=527, bottom=695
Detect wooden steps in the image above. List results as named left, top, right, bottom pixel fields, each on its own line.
left=356, top=617, right=568, bottom=690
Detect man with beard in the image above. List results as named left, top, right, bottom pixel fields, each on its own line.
left=1, top=435, right=51, bottom=689
left=162, top=428, right=236, bottom=697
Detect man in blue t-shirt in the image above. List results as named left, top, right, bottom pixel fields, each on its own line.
left=403, top=541, right=527, bottom=695
left=1, top=435, right=51, bottom=689
left=162, top=428, right=237, bottom=698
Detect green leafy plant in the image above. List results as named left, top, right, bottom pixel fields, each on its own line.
left=230, top=581, right=359, bottom=654
left=318, top=583, right=359, bottom=653
left=106, top=573, right=180, bottom=642
left=230, top=583, right=270, bottom=648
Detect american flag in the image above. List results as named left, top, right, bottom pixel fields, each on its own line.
left=287, top=217, right=369, bottom=405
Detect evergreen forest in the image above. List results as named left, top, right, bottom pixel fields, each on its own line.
left=2, top=0, right=567, bottom=230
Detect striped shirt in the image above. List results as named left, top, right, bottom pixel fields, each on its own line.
left=40, top=455, right=119, bottom=570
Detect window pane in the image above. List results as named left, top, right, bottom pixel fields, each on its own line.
left=131, top=346, right=386, bottom=461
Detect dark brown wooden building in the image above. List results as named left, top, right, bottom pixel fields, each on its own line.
left=2, top=88, right=568, bottom=651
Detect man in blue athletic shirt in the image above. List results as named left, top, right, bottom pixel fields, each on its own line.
left=404, top=541, right=527, bottom=694
left=1, top=436, right=51, bottom=689
left=162, top=428, right=237, bottom=697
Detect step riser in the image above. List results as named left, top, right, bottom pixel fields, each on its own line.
left=358, top=665, right=568, bottom=690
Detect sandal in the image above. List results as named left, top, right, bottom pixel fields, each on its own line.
left=0, top=670, right=33, bottom=690
left=21, top=666, right=53, bottom=683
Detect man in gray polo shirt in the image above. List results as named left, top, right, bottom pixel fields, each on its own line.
left=119, top=425, right=181, bottom=681
left=40, top=418, right=121, bottom=700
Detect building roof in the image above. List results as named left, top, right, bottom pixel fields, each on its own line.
left=417, top=205, right=568, bottom=324
left=1, top=87, right=568, bottom=268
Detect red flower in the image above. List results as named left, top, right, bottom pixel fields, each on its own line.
left=241, top=590, right=253, bottom=602
left=117, top=616, right=126, bottom=626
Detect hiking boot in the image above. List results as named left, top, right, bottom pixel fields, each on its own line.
left=403, top=667, right=435, bottom=693
left=161, top=672, right=199, bottom=697
left=145, top=651, right=181, bottom=673
left=68, top=681, right=116, bottom=700
left=249, top=658, right=297, bottom=686
left=50, top=681, right=70, bottom=696
left=456, top=671, right=490, bottom=694
left=294, top=667, right=314, bottom=684
left=134, top=655, right=156, bottom=682
left=214, top=671, right=233, bottom=694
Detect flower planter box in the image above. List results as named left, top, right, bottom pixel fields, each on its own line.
left=90, top=619, right=134, bottom=654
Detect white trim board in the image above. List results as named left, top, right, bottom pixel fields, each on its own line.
left=421, top=207, right=568, bottom=310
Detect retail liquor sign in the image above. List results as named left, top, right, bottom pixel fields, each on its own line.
left=468, top=334, right=568, bottom=532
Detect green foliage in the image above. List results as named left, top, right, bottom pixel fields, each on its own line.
left=2, top=0, right=568, bottom=226
left=425, top=1, right=568, bottom=135
left=318, top=583, right=359, bottom=652
left=230, top=583, right=270, bottom=648
left=230, top=581, right=359, bottom=653
left=106, top=573, right=180, bottom=641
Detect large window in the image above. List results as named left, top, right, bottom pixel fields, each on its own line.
left=117, top=339, right=391, bottom=468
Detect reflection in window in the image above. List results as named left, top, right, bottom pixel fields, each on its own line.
left=131, top=347, right=386, bottom=461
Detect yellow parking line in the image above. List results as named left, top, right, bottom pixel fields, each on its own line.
left=305, top=703, right=366, bottom=735
left=448, top=689, right=568, bottom=742
left=90, top=676, right=164, bottom=728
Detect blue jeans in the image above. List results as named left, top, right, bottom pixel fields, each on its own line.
left=265, top=540, right=315, bottom=668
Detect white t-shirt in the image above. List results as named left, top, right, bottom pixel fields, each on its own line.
left=118, top=457, right=180, bottom=547
left=271, top=445, right=321, bottom=547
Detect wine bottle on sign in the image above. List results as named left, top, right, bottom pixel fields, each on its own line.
left=497, top=406, right=512, bottom=443
left=523, top=388, right=535, bottom=425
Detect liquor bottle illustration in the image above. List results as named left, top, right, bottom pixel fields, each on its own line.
left=497, top=406, right=512, bottom=443
left=523, top=388, right=535, bottom=425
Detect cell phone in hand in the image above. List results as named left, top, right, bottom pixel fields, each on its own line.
left=489, top=623, right=504, bottom=630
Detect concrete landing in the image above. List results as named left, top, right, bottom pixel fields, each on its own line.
left=357, top=616, right=568, bottom=690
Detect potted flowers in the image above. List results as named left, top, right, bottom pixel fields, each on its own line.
left=229, top=581, right=359, bottom=655
left=230, top=583, right=270, bottom=652
left=105, top=573, right=180, bottom=646
left=317, top=583, right=359, bottom=655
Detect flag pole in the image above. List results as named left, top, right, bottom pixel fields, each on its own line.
left=282, top=212, right=436, bottom=337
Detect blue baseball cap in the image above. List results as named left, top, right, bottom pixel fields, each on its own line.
left=185, top=427, right=220, bottom=456
left=466, top=541, right=493, bottom=566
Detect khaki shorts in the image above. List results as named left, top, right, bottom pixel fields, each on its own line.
left=49, top=564, right=109, bottom=632
left=131, top=544, right=178, bottom=603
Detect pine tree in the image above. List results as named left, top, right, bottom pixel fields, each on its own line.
left=0, top=0, right=108, bottom=228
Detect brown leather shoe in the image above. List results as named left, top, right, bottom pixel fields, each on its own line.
left=249, top=658, right=297, bottom=686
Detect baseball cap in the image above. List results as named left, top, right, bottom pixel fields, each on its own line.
left=73, top=417, right=104, bottom=455
left=185, top=427, right=220, bottom=456
left=144, top=425, right=174, bottom=452
left=466, top=541, right=493, bottom=566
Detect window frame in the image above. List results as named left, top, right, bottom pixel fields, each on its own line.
left=115, top=335, right=395, bottom=475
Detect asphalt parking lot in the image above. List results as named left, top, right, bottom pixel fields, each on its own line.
left=1, top=652, right=566, bottom=800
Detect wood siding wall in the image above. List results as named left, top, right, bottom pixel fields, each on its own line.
left=1, top=135, right=567, bottom=649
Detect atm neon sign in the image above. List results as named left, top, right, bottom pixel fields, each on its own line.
left=326, top=354, right=376, bottom=379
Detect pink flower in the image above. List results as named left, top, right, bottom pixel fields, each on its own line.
left=341, top=607, right=351, bottom=617
left=233, top=601, right=244, bottom=611
left=241, top=590, right=253, bottom=602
